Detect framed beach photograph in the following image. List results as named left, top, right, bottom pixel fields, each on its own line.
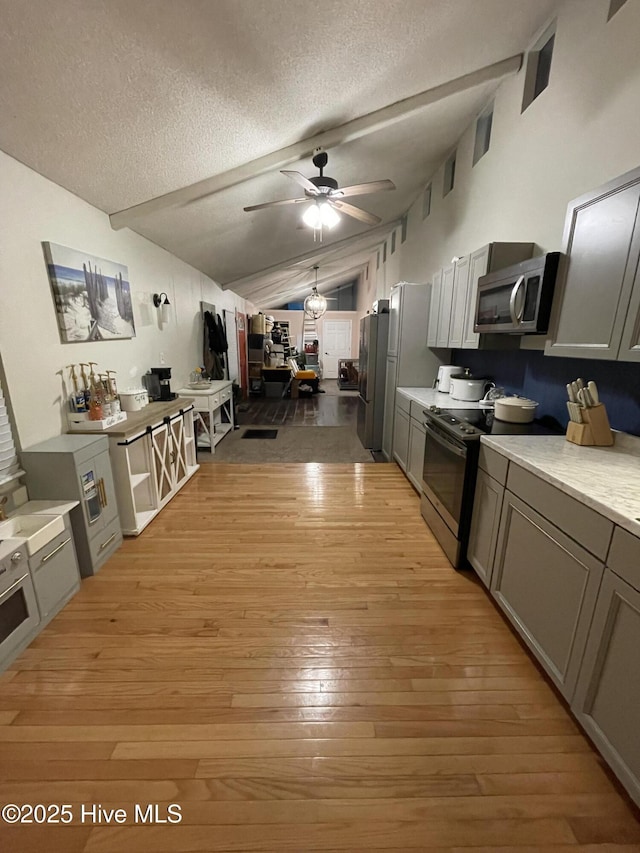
left=43, top=242, right=136, bottom=342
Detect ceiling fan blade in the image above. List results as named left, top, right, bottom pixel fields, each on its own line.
left=331, top=179, right=396, bottom=198
left=244, top=197, right=308, bottom=212
left=331, top=200, right=381, bottom=226
left=281, top=170, right=319, bottom=194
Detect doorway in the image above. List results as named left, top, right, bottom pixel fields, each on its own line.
left=321, top=319, right=352, bottom=379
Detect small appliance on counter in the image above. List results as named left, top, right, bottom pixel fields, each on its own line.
left=119, top=389, right=149, bottom=412
left=474, top=252, right=562, bottom=335
left=434, top=364, right=459, bottom=393
left=143, top=367, right=177, bottom=402
left=449, top=368, right=495, bottom=402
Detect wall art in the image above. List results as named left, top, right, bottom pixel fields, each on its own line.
left=43, top=242, right=136, bottom=342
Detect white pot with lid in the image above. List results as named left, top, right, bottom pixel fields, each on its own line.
left=449, top=370, right=494, bottom=402
left=494, top=396, right=539, bottom=423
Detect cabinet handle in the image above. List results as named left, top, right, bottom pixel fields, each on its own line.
left=98, top=478, right=107, bottom=507
left=99, top=532, right=117, bottom=552
left=170, top=449, right=177, bottom=464
left=41, top=537, right=72, bottom=564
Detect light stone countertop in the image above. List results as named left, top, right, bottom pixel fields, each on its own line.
left=481, top=432, right=640, bottom=538
left=396, top=387, right=483, bottom=410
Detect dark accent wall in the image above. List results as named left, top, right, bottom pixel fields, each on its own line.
left=453, top=348, right=640, bottom=436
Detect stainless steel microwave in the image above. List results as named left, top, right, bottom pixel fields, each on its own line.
left=474, top=252, right=562, bottom=334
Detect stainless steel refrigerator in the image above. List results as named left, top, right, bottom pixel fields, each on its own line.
left=357, top=308, right=390, bottom=450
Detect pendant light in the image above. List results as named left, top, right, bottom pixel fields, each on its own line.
left=304, top=266, right=328, bottom=319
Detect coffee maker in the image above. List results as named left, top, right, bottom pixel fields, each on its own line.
left=144, top=367, right=176, bottom=401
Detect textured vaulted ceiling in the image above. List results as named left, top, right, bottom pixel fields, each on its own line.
left=0, top=0, right=557, bottom=307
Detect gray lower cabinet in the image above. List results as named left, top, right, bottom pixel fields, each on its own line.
left=467, top=446, right=510, bottom=588
left=467, top=468, right=504, bottom=588
left=392, top=406, right=410, bottom=472
left=491, top=490, right=605, bottom=700
left=20, top=434, right=122, bottom=577
left=572, top=568, right=640, bottom=807
left=546, top=165, right=640, bottom=362
left=381, top=357, right=397, bottom=461
left=29, top=517, right=80, bottom=624
left=406, top=417, right=425, bottom=493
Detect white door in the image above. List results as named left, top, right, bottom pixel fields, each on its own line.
left=321, top=320, right=352, bottom=378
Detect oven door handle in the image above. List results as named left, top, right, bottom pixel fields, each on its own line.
left=0, top=572, right=30, bottom=603
left=509, top=275, right=525, bottom=324
left=423, top=423, right=468, bottom=459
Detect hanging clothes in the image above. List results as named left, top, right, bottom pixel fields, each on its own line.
left=203, top=311, right=228, bottom=380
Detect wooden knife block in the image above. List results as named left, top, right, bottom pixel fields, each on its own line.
left=566, top=403, right=614, bottom=446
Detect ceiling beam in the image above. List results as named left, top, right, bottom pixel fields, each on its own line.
left=248, top=262, right=367, bottom=305
left=109, top=54, right=522, bottom=230
left=223, top=221, right=397, bottom=290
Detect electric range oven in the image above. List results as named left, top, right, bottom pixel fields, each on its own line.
left=420, top=406, right=559, bottom=569
left=0, top=544, right=39, bottom=668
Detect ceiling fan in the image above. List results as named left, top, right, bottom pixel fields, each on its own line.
left=243, top=149, right=395, bottom=230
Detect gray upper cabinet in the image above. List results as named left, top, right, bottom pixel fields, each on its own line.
left=619, top=255, right=640, bottom=361
left=546, top=165, right=640, bottom=361
left=436, top=264, right=455, bottom=348
left=426, top=268, right=442, bottom=348
left=462, top=246, right=490, bottom=349
left=448, top=255, right=470, bottom=349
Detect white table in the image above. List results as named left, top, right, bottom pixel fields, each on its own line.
left=177, top=382, right=234, bottom=453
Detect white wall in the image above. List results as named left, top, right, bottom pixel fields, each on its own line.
left=267, top=309, right=360, bottom=359
left=374, top=0, right=640, bottom=293
left=0, top=151, right=249, bottom=449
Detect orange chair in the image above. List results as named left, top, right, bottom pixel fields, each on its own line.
left=287, top=358, right=318, bottom=398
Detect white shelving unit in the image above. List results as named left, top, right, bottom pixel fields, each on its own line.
left=176, top=381, right=234, bottom=454
left=72, top=399, right=199, bottom=536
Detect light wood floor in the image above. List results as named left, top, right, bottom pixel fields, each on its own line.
left=1, top=463, right=639, bottom=852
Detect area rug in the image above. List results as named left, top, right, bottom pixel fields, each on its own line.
left=198, top=425, right=373, bottom=463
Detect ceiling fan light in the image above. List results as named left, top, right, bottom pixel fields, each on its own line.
left=302, top=203, right=322, bottom=229
left=319, top=202, right=340, bottom=229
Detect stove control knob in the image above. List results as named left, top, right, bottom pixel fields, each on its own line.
left=11, top=552, right=23, bottom=564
